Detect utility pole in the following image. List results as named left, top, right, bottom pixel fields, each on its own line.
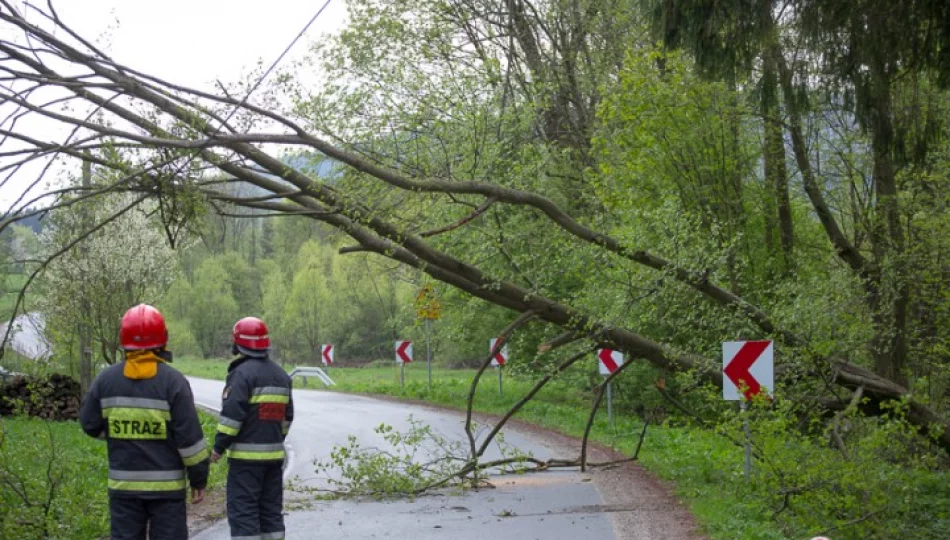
left=78, top=160, right=92, bottom=393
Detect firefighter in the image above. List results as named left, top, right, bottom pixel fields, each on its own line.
left=211, top=316, right=293, bottom=540
left=80, top=304, right=209, bottom=540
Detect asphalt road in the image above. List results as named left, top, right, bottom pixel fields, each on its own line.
left=188, top=377, right=617, bottom=540
left=0, top=313, right=50, bottom=360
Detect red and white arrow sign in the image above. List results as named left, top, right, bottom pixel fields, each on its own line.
left=395, top=340, right=413, bottom=364
left=597, top=349, right=624, bottom=375
left=723, top=340, right=773, bottom=401
left=321, top=344, right=334, bottom=366
left=489, top=338, right=508, bottom=367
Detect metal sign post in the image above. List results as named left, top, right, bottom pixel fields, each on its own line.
left=426, top=319, right=432, bottom=392
left=489, top=338, right=508, bottom=396
left=597, top=349, right=623, bottom=429
left=401, top=362, right=406, bottom=391
left=606, top=381, right=614, bottom=428
left=741, top=400, right=751, bottom=480
left=415, top=284, right=440, bottom=394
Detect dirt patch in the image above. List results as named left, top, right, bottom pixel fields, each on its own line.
left=341, top=391, right=707, bottom=539
left=188, top=486, right=228, bottom=536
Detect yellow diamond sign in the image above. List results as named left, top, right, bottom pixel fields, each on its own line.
left=415, top=284, right=441, bottom=320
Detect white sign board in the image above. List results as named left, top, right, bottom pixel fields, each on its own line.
left=597, top=349, right=624, bottom=375
left=723, top=340, right=773, bottom=401
left=489, top=338, right=509, bottom=367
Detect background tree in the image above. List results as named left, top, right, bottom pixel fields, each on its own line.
left=37, top=191, right=177, bottom=372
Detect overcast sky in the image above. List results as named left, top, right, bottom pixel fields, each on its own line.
left=1, top=0, right=348, bottom=209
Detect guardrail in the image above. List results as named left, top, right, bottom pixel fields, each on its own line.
left=288, top=366, right=335, bottom=387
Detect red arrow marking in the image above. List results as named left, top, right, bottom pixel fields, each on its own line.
left=322, top=344, right=333, bottom=365
left=397, top=341, right=412, bottom=363
left=491, top=338, right=506, bottom=366
left=493, top=351, right=506, bottom=366
left=599, top=349, right=619, bottom=374
left=724, top=341, right=770, bottom=400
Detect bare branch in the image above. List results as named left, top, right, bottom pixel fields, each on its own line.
left=420, top=196, right=496, bottom=237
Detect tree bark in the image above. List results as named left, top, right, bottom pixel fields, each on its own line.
left=866, top=57, right=909, bottom=386
left=761, top=53, right=794, bottom=273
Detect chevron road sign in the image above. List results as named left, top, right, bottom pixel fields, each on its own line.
left=395, top=340, right=413, bottom=364
left=722, top=340, right=773, bottom=401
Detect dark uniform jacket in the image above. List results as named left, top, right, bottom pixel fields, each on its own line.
left=79, top=362, right=210, bottom=499
left=214, top=355, right=294, bottom=462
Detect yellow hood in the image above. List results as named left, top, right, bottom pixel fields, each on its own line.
left=123, top=350, right=164, bottom=380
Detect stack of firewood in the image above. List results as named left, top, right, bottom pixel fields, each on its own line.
left=0, top=374, right=81, bottom=420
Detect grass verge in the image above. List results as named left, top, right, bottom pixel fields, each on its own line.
left=0, top=409, right=225, bottom=539
left=0, top=273, right=27, bottom=320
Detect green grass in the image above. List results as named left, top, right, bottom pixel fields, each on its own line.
left=0, top=410, right=225, bottom=539
left=0, top=273, right=27, bottom=320
left=176, top=358, right=784, bottom=538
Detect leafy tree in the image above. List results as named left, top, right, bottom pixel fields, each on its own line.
left=188, top=257, right=239, bottom=357
left=37, top=195, right=177, bottom=371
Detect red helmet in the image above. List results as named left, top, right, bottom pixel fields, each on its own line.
left=233, top=317, right=270, bottom=351
left=119, top=304, right=167, bottom=350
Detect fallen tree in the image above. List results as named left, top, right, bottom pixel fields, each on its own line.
left=0, top=1, right=948, bottom=461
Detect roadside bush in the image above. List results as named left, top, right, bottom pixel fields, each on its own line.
left=0, top=417, right=109, bottom=539
left=728, top=398, right=950, bottom=539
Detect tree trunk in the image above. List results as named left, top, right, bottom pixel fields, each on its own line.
left=866, top=59, right=909, bottom=386
left=761, top=54, right=794, bottom=273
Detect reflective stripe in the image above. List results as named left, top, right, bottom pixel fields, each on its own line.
left=179, top=439, right=209, bottom=467
left=229, top=450, right=285, bottom=460
left=182, top=447, right=210, bottom=467
left=231, top=536, right=262, bottom=540
left=100, top=397, right=170, bottom=411
left=101, top=407, right=171, bottom=421
left=218, top=415, right=242, bottom=429
left=217, top=424, right=240, bottom=436
left=178, top=439, right=207, bottom=458
left=281, top=421, right=291, bottom=435
left=109, top=469, right=184, bottom=481
left=249, top=395, right=290, bottom=404
left=229, top=442, right=285, bottom=461
left=231, top=443, right=284, bottom=452
left=108, top=479, right=187, bottom=492
left=217, top=415, right=242, bottom=436
left=251, top=386, right=289, bottom=396
left=261, top=532, right=286, bottom=539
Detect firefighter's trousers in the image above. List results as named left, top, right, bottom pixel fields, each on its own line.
left=227, top=461, right=285, bottom=539
left=109, top=496, right=187, bottom=540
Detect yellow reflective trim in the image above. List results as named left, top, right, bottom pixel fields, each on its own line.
left=182, top=448, right=210, bottom=467
left=102, top=407, right=171, bottom=421
left=216, top=424, right=240, bottom=436
left=108, top=479, right=187, bottom=492
left=249, top=395, right=290, bottom=404
left=228, top=450, right=285, bottom=460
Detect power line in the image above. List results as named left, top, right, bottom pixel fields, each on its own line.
left=228, top=0, right=335, bottom=122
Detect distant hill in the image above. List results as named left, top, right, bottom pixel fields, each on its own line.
left=3, top=212, right=44, bottom=234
